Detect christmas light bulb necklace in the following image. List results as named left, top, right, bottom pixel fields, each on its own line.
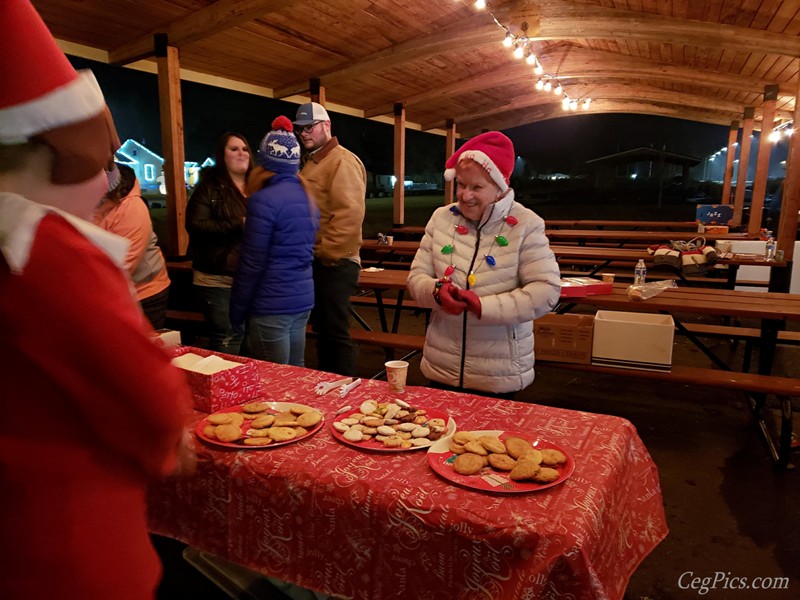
left=440, top=204, right=518, bottom=287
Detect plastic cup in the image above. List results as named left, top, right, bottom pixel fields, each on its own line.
left=385, top=360, right=408, bottom=393
left=385, top=235, right=394, bottom=245
left=600, top=273, right=615, bottom=283
left=716, top=240, right=732, bottom=254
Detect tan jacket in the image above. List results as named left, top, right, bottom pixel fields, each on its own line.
left=299, top=137, right=366, bottom=265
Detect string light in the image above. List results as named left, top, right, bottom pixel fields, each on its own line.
left=469, top=1, right=590, bottom=111
left=769, top=120, right=794, bottom=143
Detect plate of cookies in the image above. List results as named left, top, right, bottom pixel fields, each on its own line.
left=427, top=430, right=574, bottom=493
left=196, top=400, right=325, bottom=449
left=330, top=399, right=454, bottom=452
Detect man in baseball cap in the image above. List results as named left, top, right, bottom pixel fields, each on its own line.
left=293, top=100, right=366, bottom=377
left=293, top=101, right=330, bottom=127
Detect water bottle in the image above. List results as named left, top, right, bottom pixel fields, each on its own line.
left=765, top=236, right=777, bottom=261
left=634, top=259, right=647, bottom=285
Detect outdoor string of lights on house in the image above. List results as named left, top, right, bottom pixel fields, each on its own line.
left=468, top=0, right=591, bottom=111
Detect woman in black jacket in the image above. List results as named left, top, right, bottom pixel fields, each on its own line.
left=185, top=132, right=253, bottom=354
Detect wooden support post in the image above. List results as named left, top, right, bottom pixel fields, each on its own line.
left=444, top=119, right=456, bottom=205
left=733, top=107, right=755, bottom=228
left=721, top=120, right=739, bottom=205
left=772, top=72, right=800, bottom=288
left=749, top=85, right=778, bottom=237
left=310, top=78, right=325, bottom=105
left=155, top=34, right=188, bottom=257
left=392, top=103, right=406, bottom=227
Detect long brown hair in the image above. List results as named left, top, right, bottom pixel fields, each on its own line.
left=214, top=132, right=253, bottom=192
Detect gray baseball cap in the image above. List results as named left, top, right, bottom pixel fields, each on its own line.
left=293, top=102, right=330, bottom=126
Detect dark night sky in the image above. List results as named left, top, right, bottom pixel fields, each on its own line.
left=69, top=56, right=786, bottom=180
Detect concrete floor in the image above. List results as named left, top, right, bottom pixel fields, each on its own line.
left=156, top=303, right=800, bottom=600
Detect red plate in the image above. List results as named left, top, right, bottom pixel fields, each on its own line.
left=330, top=405, right=453, bottom=452
left=196, top=401, right=324, bottom=449
left=427, top=430, right=575, bottom=493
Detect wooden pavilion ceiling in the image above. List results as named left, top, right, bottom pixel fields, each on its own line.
left=33, top=0, right=800, bottom=136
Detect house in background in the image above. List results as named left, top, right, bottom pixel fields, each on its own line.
left=117, top=139, right=164, bottom=193
left=117, top=139, right=213, bottom=200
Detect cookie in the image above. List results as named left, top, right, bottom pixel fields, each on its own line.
left=540, top=449, right=567, bottom=466
left=215, top=423, right=242, bottom=443
left=202, top=425, right=217, bottom=439
left=453, top=453, right=485, bottom=475
left=343, top=428, right=364, bottom=442
left=297, top=411, right=322, bottom=428
left=488, top=453, right=517, bottom=471
left=227, top=412, right=245, bottom=427
left=242, top=401, right=269, bottom=413
left=463, top=441, right=488, bottom=456
left=532, top=467, right=560, bottom=483
left=273, top=412, right=299, bottom=427
left=251, top=415, right=276, bottom=429
left=243, top=437, right=273, bottom=446
left=267, top=426, right=297, bottom=442
left=478, top=435, right=506, bottom=454
left=246, top=428, right=271, bottom=438
left=509, top=455, right=541, bottom=481
left=289, top=405, right=314, bottom=415
left=449, top=442, right=466, bottom=454
left=504, top=437, right=532, bottom=459
left=453, top=431, right=478, bottom=445
left=207, top=413, right=233, bottom=425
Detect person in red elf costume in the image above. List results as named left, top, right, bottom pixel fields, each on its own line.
left=408, top=131, right=561, bottom=398
left=0, top=2, right=193, bottom=598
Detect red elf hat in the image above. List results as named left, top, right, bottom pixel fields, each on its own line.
left=443, top=131, right=515, bottom=192
left=0, top=1, right=119, bottom=184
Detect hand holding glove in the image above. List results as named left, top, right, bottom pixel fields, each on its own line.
left=435, top=281, right=468, bottom=315
left=454, top=288, right=482, bottom=319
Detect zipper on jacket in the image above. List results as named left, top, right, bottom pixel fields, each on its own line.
left=458, top=205, right=495, bottom=388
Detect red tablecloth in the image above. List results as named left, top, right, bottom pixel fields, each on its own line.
left=149, top=352, right=668, bottom=600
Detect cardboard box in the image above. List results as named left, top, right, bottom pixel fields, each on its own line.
left=697, top=224, right=729, bottom=235
left=534, top=313, right=594, bottom=364
left=560, top=277, right=613, bottom=298
left=173, top=346, right=262, bottom=412
left=591, top=310, right=674, bottom=372
left=696, top=204, right=734, bottom=226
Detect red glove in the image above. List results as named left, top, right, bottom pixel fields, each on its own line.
left=436, top=282, right=468, bottom=315
left=454, top=288, right=482, bottom=319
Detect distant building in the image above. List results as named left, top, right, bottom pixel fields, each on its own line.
left=115, top=139, right=212, bottom=194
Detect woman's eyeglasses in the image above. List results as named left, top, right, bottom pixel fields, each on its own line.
left=294, top=121, right=322, bottom=134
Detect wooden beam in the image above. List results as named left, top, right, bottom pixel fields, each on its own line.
left=310, top=79, right=325, bottom=106
left=273, top=11, right=500, bottom=98
left=748, top=86, right=778, bottom=237
left=444, top=120, right=456, bottom=206
left=364, top=48, right=797, bottom=119
left=721, top=121, right=739, bottom=206
left=535, top=0, right=800, bottom=58
left=109, top=0, right=297, bottom=65
left=156, top=40, right=188, bottom=256
left=393, top=103, right=406, bottom=227
left=459, top=100, right=734, bottom=136
left=422, top=84, right=770, bottom=132
left=733, top=108, right=755, bottom=228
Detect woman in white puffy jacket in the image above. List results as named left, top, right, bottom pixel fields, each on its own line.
left=407, top=131, right=561, bottom=397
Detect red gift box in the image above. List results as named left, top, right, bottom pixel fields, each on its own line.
left=559, top=277, right=613, bottom=298
left=172, top=346, right=262, bottom=412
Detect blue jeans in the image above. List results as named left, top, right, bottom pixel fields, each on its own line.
left=244, top=311, right=311, bottom=367
left=311, top=259, right=360, bottom=376
left=193, top=285, right=243, bottom=355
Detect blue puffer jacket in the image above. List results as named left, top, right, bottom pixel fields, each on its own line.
left=230, top=173, right=319, bottom=328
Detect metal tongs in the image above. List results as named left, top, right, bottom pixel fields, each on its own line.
left=314, top=377, right=355, bottom=396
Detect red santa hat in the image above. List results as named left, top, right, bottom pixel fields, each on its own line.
left=0, top=1, right=119, bottom=184
left=443, top=131, right=515, bottom=192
